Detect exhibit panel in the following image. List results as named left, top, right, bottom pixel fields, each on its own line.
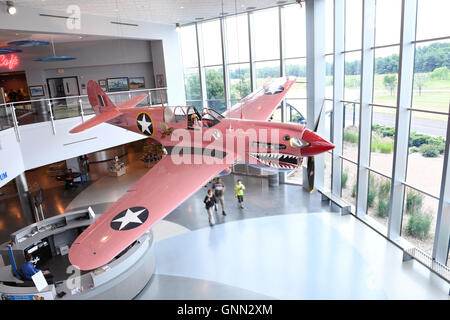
left=0, top=209, right=155, bottom=300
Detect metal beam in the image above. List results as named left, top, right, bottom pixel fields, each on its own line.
left=220, top=17, right=231, bottom=110
left=248, top=12, right=257, bottom=92
left=332, top=0, right=345, bottom=197
left=388, top=0, right=417, bottom=239
left=356, top=0, right=376, bottom=218
left=433, top=102, right=450, bottom=265
left=195, top=23, right=208, bottom=109
left=305, top=0, right=326, bottom=191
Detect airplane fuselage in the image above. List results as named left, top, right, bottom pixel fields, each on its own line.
left=105, top=105, right=333, bottom=171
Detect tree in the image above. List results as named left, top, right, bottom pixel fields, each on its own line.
left=414, top=73, right=428, bottom=96
left=205, top=69, right=224, bottom=100
left=429, top=66, right=450, bottom=80
left=383, top=75, right=397, bottom=96
left=414, top=42, right=450, bottom=73
left=231, top=75, right=251, bottom=101
left=185, top=73, right=201, bottom=100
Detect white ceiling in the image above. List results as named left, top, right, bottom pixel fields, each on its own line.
left=12, top=0, right=298, bottom=25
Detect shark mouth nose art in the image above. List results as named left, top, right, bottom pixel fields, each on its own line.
left=249, top=152, right=301, bottom=170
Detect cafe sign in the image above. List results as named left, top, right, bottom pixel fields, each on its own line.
left=0, top=54, right=19, bottom=70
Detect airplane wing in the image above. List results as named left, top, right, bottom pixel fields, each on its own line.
left=223, top=76, right=296, bottom=121
left=69, top=153, right=233, bottom=270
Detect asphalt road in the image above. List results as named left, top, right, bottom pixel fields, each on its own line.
left=343, top=108, right=447, bottom=138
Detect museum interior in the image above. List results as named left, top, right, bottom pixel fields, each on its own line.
left=0, top=0, right=449, bottom=300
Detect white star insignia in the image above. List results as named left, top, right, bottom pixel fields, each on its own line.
left=112, top=208, right=146, bottom=230
left=138, top=115, right=152, bottom=134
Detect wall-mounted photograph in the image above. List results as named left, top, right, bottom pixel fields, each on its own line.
left=129, top=77, right=145, bottom=89
left=29, top=85, right=45, bottom=97
left=98, top=79, right=107, bottom=91
left=107, top=77, right=129, bottom=92
left=155, top=74, right=166, bottom=88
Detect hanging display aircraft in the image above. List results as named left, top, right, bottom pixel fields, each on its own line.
left=68, top=77, right=334, bottom=270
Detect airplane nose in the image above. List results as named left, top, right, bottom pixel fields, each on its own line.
left=300, top=129, right=335, bottom=157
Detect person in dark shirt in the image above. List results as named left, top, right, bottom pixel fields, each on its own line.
left=203, top=189, right=216, bottom=226
left=8, top=90, right=17, bottom=102
left=213, top=178, right=226, bottom=216
left=21, top=254, right=54, bottom=284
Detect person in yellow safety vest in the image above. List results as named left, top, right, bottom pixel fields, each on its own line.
left=234, top=179, right=246, bottom=209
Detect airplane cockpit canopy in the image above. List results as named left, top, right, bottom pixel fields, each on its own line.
left=201, top=108, right=224, bottom=128
left=164, top=106, right=201, bottom=123
left=163, top=106, right=223, bottom=128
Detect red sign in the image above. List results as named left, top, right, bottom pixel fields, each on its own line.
left=0, top=54, right=19, bottom=70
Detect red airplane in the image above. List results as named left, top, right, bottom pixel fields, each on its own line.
left=68, top=77, right=334, bottom=270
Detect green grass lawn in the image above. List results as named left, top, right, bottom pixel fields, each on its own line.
left=259, top=73, right=449, bottom=118
left=330, top=73, right=449, bottom=120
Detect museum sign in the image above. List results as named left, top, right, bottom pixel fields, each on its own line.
left=0, top=54, right=19, bottom=70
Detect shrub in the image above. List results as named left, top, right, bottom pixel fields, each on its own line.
left=342, top=172, right=348, bottom=188
left=405, top=211, right=431, bottom=240
left=430, top=66, right=450, bottom=80
left=420, top=144, right=439, bottom=157
left=409, top=131, right=428, bottom=147
left=377, top=198, right=390, bottom=218
left=372, top=124, right=382, bottom=132
left=428, top=136, right=445, bottom=154
left=368, top=188, right=377, bottom=207
left=380, top=127, right=395, bottom=137
left=351, top=183, right=356, bottom=197
left=409, top=146, right=420, bottom=153
left=344, top=131, right=358, bottom=143
left=372, top=124, right=395, bottom=137
left=371, top=140, right=379, bottom=152
left=406, top=190, right=423, bottom=213
left=378, top=141, right=394, bottom=153
left=378, top=180, right=391, bottom=197
left=367, top=175, right=377, bottom=207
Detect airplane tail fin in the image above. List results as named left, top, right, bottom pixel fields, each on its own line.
left=70, top=80, right=147, bottom=134
left=87, top=80, right=117, bottom=114
left=70, top=80, right=121, bottom=134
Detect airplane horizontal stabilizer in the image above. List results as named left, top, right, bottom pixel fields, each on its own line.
left=69, top=108, right=122, bottom=133
left=116, top=94, right=148, bottom=109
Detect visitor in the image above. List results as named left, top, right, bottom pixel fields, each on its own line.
left=16, top=88, right=25, bottom=101
left=235, top=179, right=246, bottom=209
left=21, top=254, right=54, bottom=284
left=203, top=189, right=216, bottom=226
left=78, top=155, right=89, bottom=184
left=8, top=90, right=17, bottom=102
left=213, top=177, right=226, bottom=216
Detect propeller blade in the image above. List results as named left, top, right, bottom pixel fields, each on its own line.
left=313, top=100, right=326, bottom=132
left=307, top=156, right=315, bottom=193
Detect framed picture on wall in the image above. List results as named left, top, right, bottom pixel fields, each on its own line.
left=107, top=77, right=129, bottom=92
left=98, top=79, right=107, bottom=91
left=155, top=74, right=166, bottom=88
left=29, top=85, right=45, bottom=97
left=129, top=77, right=145, bottom=90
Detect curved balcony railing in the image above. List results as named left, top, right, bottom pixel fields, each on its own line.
left=0, top=87, right=168, bottom=135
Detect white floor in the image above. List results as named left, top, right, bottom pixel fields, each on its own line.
left=143, top=212, right=450, bottom=300
left=64, top=164, right=450, bottom=299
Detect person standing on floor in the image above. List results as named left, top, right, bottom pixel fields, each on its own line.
left=213, top=177, right=226, bottom=216
left=204, top=189, right=216, bottom=226
left=235, top=179, right=246, bottom=209
left=78, top=155, right=89, bottom=184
